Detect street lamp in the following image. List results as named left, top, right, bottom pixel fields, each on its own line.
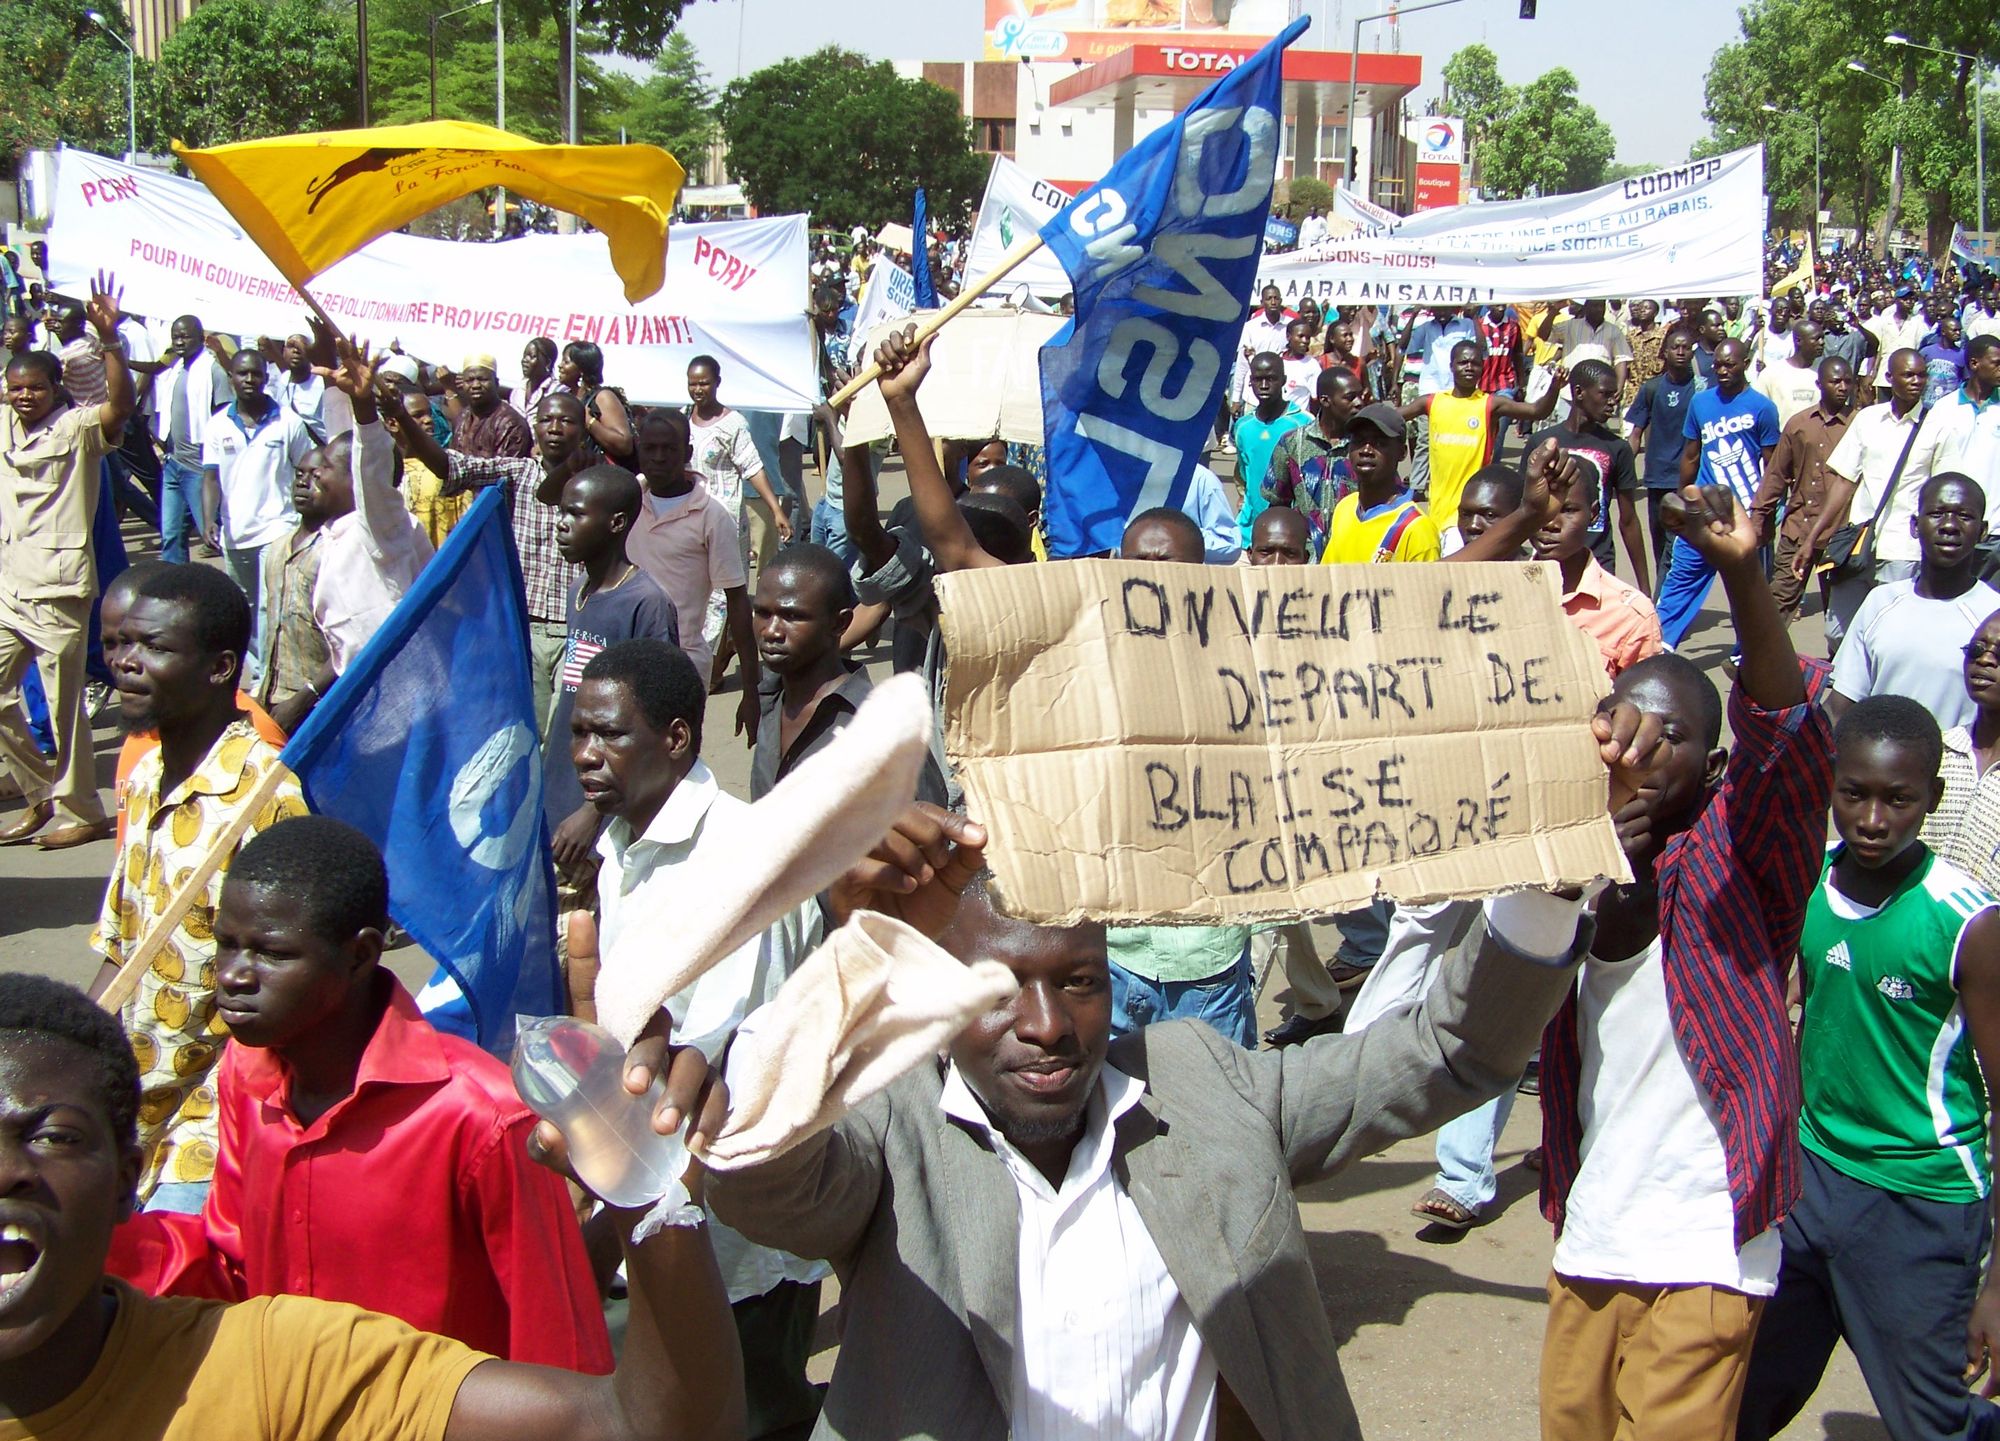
left=429, top=0, right=494, bottom=121
left=85, top=8, right=135, bottom=162
left=1761, top=103, right=1822, bottom=248
left=1345, top=0, right=1471, bottom=192
left=1886, top=32, right=1987, bottom=257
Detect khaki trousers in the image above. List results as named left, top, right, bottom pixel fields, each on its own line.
left=1540, top=1273, right=1764, bottom=1441
left=0, top=595, right=107, bottom=826
left=744, top=493, right=782, bottom=574
left=1253, top=921, right=1343, bottom=1022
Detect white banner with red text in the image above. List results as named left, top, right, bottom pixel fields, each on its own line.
left=46, top=147, right=818, bottom=410
left=1259, top=147, right=1766, bottom=308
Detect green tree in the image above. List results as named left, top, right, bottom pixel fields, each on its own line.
left=718, top=47, right=984, bottom=230
left=1477, top=69, right=1616, bottom=199
left=1691, top=0, right=1995, bottom=252
left=150, top=0, right=357, bottom=148
left=611, top=33, right=715, bottom=176
left=1440, top=43, right=1509, bottom=148
left=1280, top=175, right=1334, bottom=221
left=0, top=0, right=139, bottom=169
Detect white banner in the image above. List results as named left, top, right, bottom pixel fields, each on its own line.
left=1262, top=148, right=1766, bottom=307
left=965, top=155, right=1075, bottom=296
left=1332, top=184, right=1402, bottom=237
left=46, top=148, right=818, bottom=410
left=845, top=259, right=916, bottom=369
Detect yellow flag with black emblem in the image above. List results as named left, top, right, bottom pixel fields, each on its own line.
left=173, top=120, right=684, bottom=303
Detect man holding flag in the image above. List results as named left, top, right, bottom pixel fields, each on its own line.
left=1036, top=18, right=1309, bottom=557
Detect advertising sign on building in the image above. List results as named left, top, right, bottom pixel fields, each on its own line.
left=983, top=0, right=1291, bottom=62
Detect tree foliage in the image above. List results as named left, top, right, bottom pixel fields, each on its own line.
left=1694, top=0, right=1996, bottom=250
left=1280, top=175, right=1334, bottom=221
left=1437, top=46, right=1617, bottom=200
left=150, top=0, right=357, bottom=148
left=718, top=47, right=984, bottom=230
left=0, top=0, right=140, bottom=169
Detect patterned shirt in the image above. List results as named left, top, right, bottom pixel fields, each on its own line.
left=1540, top=663, right=1835, bottom=1248
left=90, top=720, right=309, bottom=1199
left=448, top=401, right=535, bottom=460
left=1623, top=323, right=1666, bottom=411
left=253, top=525, right=330, bottom=708
left=1262, top=424, right=1354, bottom=557
left=1924, top=726, right=2000, bottom=895
left=440, top=451, right=577, bottom=622
left=402, top=455, right=473, bottom=550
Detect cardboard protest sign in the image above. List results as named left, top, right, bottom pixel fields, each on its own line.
left=937, top=559, right=1629, bottom=924
left=842, top=308, right=1064, bottom=446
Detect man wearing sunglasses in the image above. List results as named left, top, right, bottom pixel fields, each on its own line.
left=1828, top=473, right=2000, bottom=731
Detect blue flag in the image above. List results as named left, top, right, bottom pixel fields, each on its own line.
left=279, top=486, right=560, bottom=1049
left=1037, top=17, right=1306, bottom=557
left=912, top=187, right=938, bottom=309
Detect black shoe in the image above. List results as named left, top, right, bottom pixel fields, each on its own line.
left=1517, top=1059, right=1541, bottom=1096
left=1263, top=1011, right=1343, bottom=1048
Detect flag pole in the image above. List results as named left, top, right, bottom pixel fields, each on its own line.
left=292, top=281, right=340, bottom=339
left=96, top=762, right=296, bottom=1015
left=828, top=231, right=1048, bottom=410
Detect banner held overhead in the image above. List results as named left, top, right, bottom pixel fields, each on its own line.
left=48, top=149, right=816, bottom=410
left=1259, top=147, right=1767, bottom=306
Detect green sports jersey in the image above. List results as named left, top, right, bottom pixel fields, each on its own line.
left=1799, top=847, right=1997, bottom=1202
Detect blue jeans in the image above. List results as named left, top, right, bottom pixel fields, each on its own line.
left=144, top=1181, right=210, bottom=1214
left=1434, top=1089, right=1517, bottom=1211
left=1109, top=953, right=1256, bottom=1048
left=159, top=457, right=206, bottom=565
left=809, top=496, right=856, bottom=568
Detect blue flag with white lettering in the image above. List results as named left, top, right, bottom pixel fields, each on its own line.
left=912, top=187, right=938, bottom=309
left=1037, top=17, right=1306, bottom=557
left=279, top=486, right=559, bottom=1050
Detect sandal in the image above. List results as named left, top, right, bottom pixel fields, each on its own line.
left=1410, top=1187, right=1477, bottom=1231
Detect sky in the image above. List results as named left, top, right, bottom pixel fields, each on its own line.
left=664, top=0, right=1748, bottom=169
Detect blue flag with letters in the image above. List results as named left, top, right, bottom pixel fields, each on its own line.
left=279, top=485, right=559, bottom=1050
left=1037, top=16, right=1307, bottom=557
left=912, top=187, right=938, bottom=309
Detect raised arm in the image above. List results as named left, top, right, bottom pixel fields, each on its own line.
left=1662, top=478, right=1804, bottom=710
left=875, top=326, right=1001, bottom=572
left=378, top=389, right=453, bottom=480
left=826, top=402, right=896, bottom=571
left=1456, top=435, right=1576, bottom=563
left=85, top=271, right=136, bottom=441
left=1491, top=365, right=1566, bottom=423
left=443, top=1028, right=744, bottom=1441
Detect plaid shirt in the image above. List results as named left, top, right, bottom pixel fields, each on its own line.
left=1540, top=661, right=1833, bottom=1249
left=441, top=451, right=577, bottom=621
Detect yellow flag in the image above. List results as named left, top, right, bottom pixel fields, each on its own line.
left=173, top=120, right=685, bottom=303
left=1771, top=248, right=1814, bottom=297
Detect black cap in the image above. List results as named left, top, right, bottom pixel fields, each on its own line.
left=1347, top=402, right=1407, bottom=441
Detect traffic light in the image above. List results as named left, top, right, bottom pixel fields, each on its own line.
left=1519, top=0, right=1537, bottom=15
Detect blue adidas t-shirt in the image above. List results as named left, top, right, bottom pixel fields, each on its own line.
left=1626, top=370, right=1707, bottom=490
left=1682, top=384, right=1782, bottom=508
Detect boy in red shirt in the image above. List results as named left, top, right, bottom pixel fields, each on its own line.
left=107, top=815, right=612, bottom=1370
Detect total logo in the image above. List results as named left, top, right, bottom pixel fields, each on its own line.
left=1422, top=121, right=1460, bottom=155
left=1162, top=47, right=1243, bottom=72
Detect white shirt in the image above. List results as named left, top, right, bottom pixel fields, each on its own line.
left=687, top=408, right=765, bottom=520
left=1909, top=388, right=2000, bottom=524
left=313, top=418, right=434, bottom=672
left=1967, top=306, right=2000, bottom=344
left=1831, top=579, right=2000, bottom=729
left=1556, top=937, right=1782, bottom=1295
left=1751, top=325, right=1793, bottom=379
left=597, top=758, right=827, bottom=1303
left=267, top=369, right=328, bottom=437
left=1828, top=399, right=1928, bottom=563
left=1867, top=309, right=1930, bottom=376
left=1233, top=311, right=1294, bottom=403
left=200, top=402, right=314, bottom=550
left=1757, top=358, right=1825, bottom=429
left=939, top=1061, right=1218, bottom=1441
left=1551, top=316, right=1633, bottom=371
left=1278, top=353, right=1319, bottom=410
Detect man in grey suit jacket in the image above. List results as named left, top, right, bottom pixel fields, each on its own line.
left=683, top=768, right=1659, bottom=1440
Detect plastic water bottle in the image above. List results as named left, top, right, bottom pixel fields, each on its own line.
left=511, top=1016, right=688, bottom=1209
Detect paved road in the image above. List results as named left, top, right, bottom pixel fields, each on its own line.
left=1, top=463, right=1885, bottom=1439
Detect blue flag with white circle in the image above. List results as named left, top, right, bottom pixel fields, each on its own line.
left=279, top=485, right=559, bottom=1051
left=1037, top=16, right=1306, bottom=557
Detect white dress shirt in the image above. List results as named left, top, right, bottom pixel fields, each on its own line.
left=939, top=1061, right=1219, bottom=1441
left=597, top=758, right=828, bottom=1303
left=313, top=418, right=434, bottom=672
left=1827, top=399, right=1928, bottom=564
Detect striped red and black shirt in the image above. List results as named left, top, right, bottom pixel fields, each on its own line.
left=1540, top=661, right=1834, bottom=1250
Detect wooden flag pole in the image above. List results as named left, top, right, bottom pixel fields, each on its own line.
left=828, top=232, right=1050, bottom=410
left=97, top=761, right=295, bottom=1016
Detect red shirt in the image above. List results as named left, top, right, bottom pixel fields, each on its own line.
left=108, top=977, right=612, bottom=1371
left=1479, top=314, right=1522, bottom=394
